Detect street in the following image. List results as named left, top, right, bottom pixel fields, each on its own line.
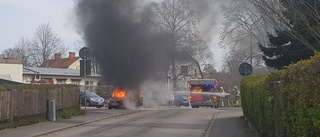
left=0, top=106, right=254, bottom=137
left=43, top=107, right=216, bottom=137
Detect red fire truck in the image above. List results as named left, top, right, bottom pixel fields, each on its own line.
left=189, top=79, right=218, bottom=108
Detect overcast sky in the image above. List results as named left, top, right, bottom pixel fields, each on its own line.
left=0, top=0, right=225, bottom=71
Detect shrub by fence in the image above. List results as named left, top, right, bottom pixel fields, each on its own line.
left=241, top=52, right=320, bottom=137
left=0, top=84, right=80, bottom=122
left=241, top=75, right=274, bottom=137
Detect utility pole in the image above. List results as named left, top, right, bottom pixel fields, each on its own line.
left=250, top=17, right=261, bottom=67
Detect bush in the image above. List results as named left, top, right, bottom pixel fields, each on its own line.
left=56, top=108, right=85, bottom=119
left=0, top=115, right=46, bottom=130
left=241, top=52, right=320, bottom=137
left=241, top=75, right=274, bottom=137
left=0, top=86, right=6, bottom=91
left=279, top=53, right=320, bottom=137
left=1, top=84, right=77, bottom=91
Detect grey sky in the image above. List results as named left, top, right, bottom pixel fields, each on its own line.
left=0, top=0, right=225, bottom=71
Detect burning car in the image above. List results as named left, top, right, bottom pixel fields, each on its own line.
left=107, top=87, right=144, bottom=109
left=107, top=97, right=125, bottom=109
left=107, top=87, right=126, bottom=109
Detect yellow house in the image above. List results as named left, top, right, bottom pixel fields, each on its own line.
left=40, top=52, right=81, bottom=69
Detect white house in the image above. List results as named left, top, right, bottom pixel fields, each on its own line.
left=23, top=67, right=102, bottom=87
left=168, top=52, right=203, bottom=91
left=0, top=59, right=23, bottom=83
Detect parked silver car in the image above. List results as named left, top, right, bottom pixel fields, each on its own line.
left=80, top=91, right=105, bottom=108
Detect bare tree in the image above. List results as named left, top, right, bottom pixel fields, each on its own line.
left=1, top=36, right=33, bottom=66
left=220, top=0, right=275, bottom=71
left=73, top=39, right=101, bottom=74
left=31, top=22, right=67, bottom=67
left=202, top=64, right=217, bottom=79
left=249, top=0, right=320, bottom=51
left=151, top=0, right=212, bottom=90
left=73, top=39, right=87, bottom=52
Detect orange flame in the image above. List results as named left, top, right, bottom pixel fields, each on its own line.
left=112, top=87, right=127, bottom=98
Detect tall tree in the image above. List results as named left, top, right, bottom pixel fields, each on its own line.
left=73, top=39, right=101, bottom=74
left=151, top=0, right=212, bottom=90
left=259, top=31, right=314, bottom=70
left=249, top=0, right=320, bottom=51
left=220, top=0, right=274, bottom=69
left=0, top=36, right=33, bottom=66
left=31, top=22, right=67, bottom=67
left=256, top=0, right=318, bottom=69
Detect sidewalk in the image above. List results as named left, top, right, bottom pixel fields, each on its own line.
left=0, top=108, right=139, bottom=137
left=207, top=107, right=256, bottom=137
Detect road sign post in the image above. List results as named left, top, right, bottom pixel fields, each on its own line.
left=79, top=47, right=91, bottom=111
left=238, top=62, right=253, bottom=76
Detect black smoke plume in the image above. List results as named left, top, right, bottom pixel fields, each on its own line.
left=74, top=0, right=170, bottom=90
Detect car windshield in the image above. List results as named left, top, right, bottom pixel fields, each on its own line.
left=85, top=92, right=99, bottom=97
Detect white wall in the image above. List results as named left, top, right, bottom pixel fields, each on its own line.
left=23, top=74, right=101, bottom=86
left=0, top=63, right=23, bottom=83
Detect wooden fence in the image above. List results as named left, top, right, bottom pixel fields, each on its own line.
left=0, top=87, right=79, bottom=121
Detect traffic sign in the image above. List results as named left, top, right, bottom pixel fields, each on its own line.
left=80, top=59, right=91, bottom=76
left=238, top=62, right=253, bottom=76
left=79, top=47, right=91, bottom=59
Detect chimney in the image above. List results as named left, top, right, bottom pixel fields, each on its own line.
left=69, top=52, right=75, bottom=58
left=54, top=53, right=61, bottom=60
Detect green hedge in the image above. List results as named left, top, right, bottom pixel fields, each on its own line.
left=280, top=54, right=320, bottom=137
left=241, top=52, right=320, bottom=137
left=0, top=84, right=77, bottom=92
left=241, top=75, right=274, bottom=137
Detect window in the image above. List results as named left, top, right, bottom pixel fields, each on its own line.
left=180, top=66, right=188, bottom=75
left=85, top=81, right=93, bottom=85
left=71, top=79, right=81, bottom=85
left=85, top=81, right=94, bottom=91
left=56, top=79, right=67, bottom=84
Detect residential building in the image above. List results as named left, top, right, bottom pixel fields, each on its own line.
left=0, top=59, right=23, bottom=83
left=23, top=67, right=102, bottom=88
left=40, top=52, right=81, bottom=69
left=168, top=52, right=203, bottom=91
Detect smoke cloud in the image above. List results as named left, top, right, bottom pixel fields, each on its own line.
left=73, top=0, right=224, bottom=91
left=75, top=0, right=170, bottom=90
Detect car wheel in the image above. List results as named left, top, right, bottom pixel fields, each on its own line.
left=86, top=101, right=91, bottom=107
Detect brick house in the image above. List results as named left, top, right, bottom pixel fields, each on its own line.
left=40, top=52, right=81, bottom=69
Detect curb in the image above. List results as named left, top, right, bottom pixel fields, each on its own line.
left=32, top=110, right=141, bottom=137
left=204, top=112, right=218, bottom=137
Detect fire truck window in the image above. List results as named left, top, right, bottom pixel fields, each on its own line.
left=203, top=86, right=212, bottom=92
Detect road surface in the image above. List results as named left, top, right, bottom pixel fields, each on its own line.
left=43, top=107, right=216, bottom=137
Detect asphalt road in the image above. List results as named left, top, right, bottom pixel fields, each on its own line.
left=0, top=106, right=255, bottom=137
left=43, top=107, right=217, bottom=137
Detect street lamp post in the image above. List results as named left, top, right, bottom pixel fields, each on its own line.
left=250, top=18, right=261, bottom=67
